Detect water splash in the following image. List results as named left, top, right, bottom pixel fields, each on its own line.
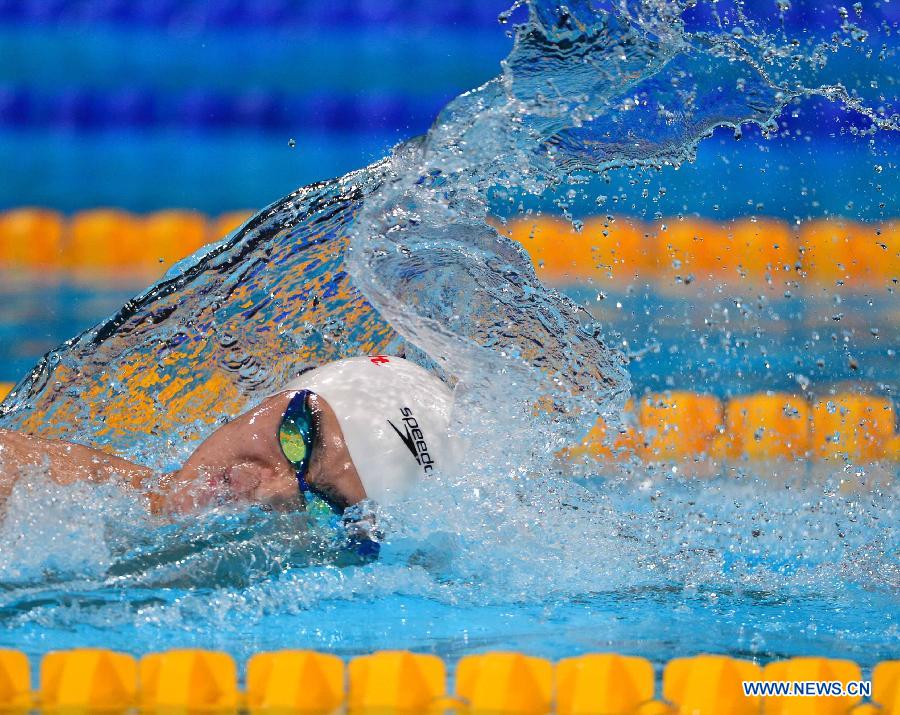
left=3, top=0, right=896, bottom=454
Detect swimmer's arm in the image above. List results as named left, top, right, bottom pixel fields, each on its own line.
left=0, top=428, right=155, bottom=503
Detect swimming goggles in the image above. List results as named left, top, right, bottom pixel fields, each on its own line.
left=280, top=391, right=381, bottom=561
left=278, top=390, right=317, bottom=493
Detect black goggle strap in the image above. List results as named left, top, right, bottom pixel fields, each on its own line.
left=278, top=390, right=316, bottom=493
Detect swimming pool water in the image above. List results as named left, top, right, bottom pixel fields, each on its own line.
left=0, top=220, right=896, bottom=672
left=0, top=473, right=895, bottom=672
left=1, top=275, right=893, bottom=395
left=0, top=0, right=897, bottom=681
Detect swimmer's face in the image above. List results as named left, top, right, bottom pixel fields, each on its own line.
left=302, top=394, right=367, bottom=510
left=158, top=392, right=366, bottom=515
left=160, top=393, right=305, bottom=514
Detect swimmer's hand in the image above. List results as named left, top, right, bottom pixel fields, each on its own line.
left=342, top=499, right=383, bottom=560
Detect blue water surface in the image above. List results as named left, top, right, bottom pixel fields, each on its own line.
left=1, top=474, right=896, bottom=675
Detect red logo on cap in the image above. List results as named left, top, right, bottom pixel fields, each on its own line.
left=370, top=355, right=390, bottom=365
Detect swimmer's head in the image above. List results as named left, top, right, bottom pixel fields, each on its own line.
left=280, top=356, right=453, bottom=504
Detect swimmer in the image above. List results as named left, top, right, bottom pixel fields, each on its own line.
left=0, top=356, right=453, bottom=551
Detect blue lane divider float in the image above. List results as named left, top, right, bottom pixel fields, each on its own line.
left=0, top=85, right=453, bottom=133
left=0, top=0, right=894, bottom=32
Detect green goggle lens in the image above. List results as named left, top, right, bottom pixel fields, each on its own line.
left=278, top=390, right=316, bottom=492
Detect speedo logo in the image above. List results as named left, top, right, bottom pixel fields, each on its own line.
left=388, top=407, right=435, bottom=473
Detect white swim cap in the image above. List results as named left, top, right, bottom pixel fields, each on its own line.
left=280, top=356, right=453, bottom=504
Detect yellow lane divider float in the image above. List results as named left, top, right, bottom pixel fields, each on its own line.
left=571, top=390, right=899, bottom=463
left=497, top=215, right=898, bottom=291
left=0, top=208, right=254, bottom=276
left=0, top=210, right=897, bottom=290
left=0, top=382, right=896, bottom=462
left=0, top=648, right=898, bottom=714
